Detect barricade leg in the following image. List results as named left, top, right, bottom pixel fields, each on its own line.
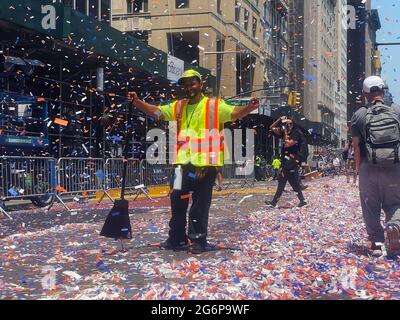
left=0, top=205, right=13, bottom=220
left=98, top=190, right=115, bottom=204
left=131, top=186, right=153, bottom=201
left=47, top=194, right=71, bottom=211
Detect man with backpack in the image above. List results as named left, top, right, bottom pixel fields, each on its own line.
left=351, top=76, right=400, bottom=257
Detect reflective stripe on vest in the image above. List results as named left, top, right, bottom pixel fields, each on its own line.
left=174, top=99, right=188, bottom=134
left=174, top=97, right=224, bottom=166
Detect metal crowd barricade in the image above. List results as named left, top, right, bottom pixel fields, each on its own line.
left=233, top=160, right=256, bottom=188
left=99, top=158, right=151, bottom=204
left=0, top=156, right=56, bottom=219
left=140, top=160, right=173, bottom=188
left=220, top=164, right=234, bottom=189
left=52, top=157, right=105, bottom=210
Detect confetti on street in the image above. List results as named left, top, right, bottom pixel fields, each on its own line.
left=1, top=177, right=399, bottom=300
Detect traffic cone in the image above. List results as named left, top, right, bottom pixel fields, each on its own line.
left=100, top=198, right=132, bottom=240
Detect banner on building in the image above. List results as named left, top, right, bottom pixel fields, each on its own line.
left=167, top=55, right=184, bottom=82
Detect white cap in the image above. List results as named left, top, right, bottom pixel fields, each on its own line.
left=363, top=76, right=385, bottom=93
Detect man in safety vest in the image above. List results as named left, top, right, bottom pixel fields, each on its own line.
left=128, top=69, right=259, bottom=254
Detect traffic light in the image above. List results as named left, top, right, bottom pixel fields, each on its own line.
left=287, top=91, right=294, bottom=106
left=295, top=92, right=301, bottom=108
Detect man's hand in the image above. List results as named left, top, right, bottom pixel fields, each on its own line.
left=248, top=97, right=259, bottom=111
left=231, top=97, right=259, bottom=121
left=128, top=92, right=139, bottom=105
left=127, top=92, right=160, bottom=117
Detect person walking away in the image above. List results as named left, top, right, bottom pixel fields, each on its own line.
left=345, top=140, right=357, bottom=183
left=255, top=155, right=262, bottom=181
left=333, top=156, right=340, bottom=177
left=272, top=157, right=281, bottom=181
left=128, top=69, right=259, bottom=254
left=266, top=117, right=307, bottom=208
left=351, top=75, right=400, bottom=257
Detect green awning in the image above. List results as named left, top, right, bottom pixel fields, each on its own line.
left=0, top=0, right=216, bottom=90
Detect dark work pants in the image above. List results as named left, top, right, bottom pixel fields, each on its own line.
left=272, top=166, right=305, bottom=203
left=168, top=164, right=217, bottom=246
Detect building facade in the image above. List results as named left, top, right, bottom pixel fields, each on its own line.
left=287, top=0, right=304, bottom=111
left=347, top=0, right=381, bottom=125
left=262, top=0, right=290, bottom=100
left=303, top=0, right=337, bottom=130
left=62, top=0, right=112, bottom=22
left=111, top=0, right=265, bottom=98
left=334, top=0, right=348, bottom=147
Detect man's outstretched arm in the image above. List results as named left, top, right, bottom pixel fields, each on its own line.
left=128, top=92, right=161, bottom=118
left=231, top=98, right=259, bottom=121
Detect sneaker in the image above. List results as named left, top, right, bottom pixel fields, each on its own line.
left=265, top=200, right=278, bottom=208
left=159, top=240, right=189, bottom=252
left=297, top=201, right=308, bottom=208
left=300, top=185, right=308, bottom=191
left=188, top=242, right=207, bottom=254
left=385, top=224, right=400, bottom=256
left=369, top=242, right=383, bottom=257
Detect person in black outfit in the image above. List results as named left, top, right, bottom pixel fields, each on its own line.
left=266, top=116, right=307, bottom=208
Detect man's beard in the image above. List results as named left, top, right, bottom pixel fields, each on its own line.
left=186, top=90, right=200, bottom=98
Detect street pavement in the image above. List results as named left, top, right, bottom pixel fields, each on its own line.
left=0, top=176, right=399, bottom=300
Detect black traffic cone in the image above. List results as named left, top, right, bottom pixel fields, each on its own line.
left=100, top=102, right=133, bottom=243
left=100, top=198, right=132, bottom=239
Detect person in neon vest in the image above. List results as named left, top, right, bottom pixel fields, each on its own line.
left=128, top=69, right=259, bottom=254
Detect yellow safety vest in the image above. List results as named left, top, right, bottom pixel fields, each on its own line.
left=173, top=98, right=224, bottom=167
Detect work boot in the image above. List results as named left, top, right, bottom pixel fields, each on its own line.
left=188, top=242, right=208, bottom=254
left=369, top=242, right=383, bottom=257
left=300, top=184, right=308, bottom=191
left=297, top=201, right=308, bottom=208
left=265, top=200, right=278, bottom=208
left=159, top=239, right=189, bottom=252
left=385, top=224, right=400, bottom=257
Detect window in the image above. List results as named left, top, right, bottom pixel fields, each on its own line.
left=89, top=0, right=99, bottom=19
left=263, top=1, right=270, bottom=25
left=217, top=0, right=222, bottom=15
left=75, top=0, right=87, bottom=14
left=280, top=15, right=286, bottom=34
left=235, top=1, right=241, bottom=23
left=252, top=17, right=257, bottom=38
left=168, top=32, right=199, bottom=65
left=100, top=0, right=111, bottom=22
left=127, top=0, right=148, bottom=13
left=244, top=9, right=249, bottom=30
left=176, top=0, right=189, bottom=9
left=127, top=31, right=149, bottom=44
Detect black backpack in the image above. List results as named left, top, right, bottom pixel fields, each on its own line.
left=365, top=103, right=400, bottom=167
left=297, top=131, right=309, bottom=164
